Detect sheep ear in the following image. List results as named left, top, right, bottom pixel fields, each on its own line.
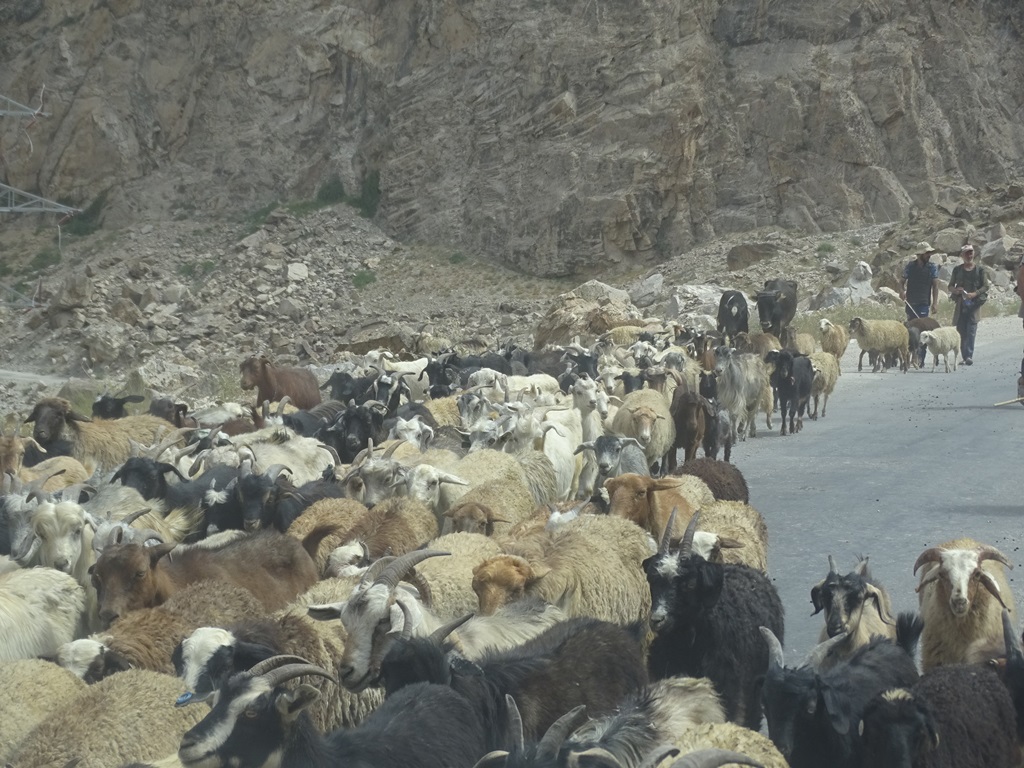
left=148, top=542, right=176, bottom=565
left=275, top=684, right=320, bottom=722
left=810, top=581, right=826, bottom=615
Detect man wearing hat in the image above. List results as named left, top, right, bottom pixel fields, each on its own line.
left=899, top=242, right=941, bottom=366
left=899, top=242, right=941, bottom=320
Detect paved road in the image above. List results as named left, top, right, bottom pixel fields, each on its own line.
left=735, top=317, right=1024, bottom=661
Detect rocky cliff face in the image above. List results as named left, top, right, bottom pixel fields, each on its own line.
left=2, top=0, right=1022, bottom=276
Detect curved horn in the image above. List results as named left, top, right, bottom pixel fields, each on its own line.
left=977, top=546, right=1013, bottom=569
left=120, top=508, right=153, bottom=526
left=1003, top=609, right=1023, bottom=660
left=382, top=440, right=405, bottom=459
left=506, top=693, right=525, bottom=753
left=148, top=427, right=196, bottom=460
left=864, top=583, right=895, bottom=625
left=358, top=555, right=398, bottom=588
left=804, top=631, right=849, bottom=668
left=567, top=748, right=623, bottom=768
left=678, top=511, right=700, bottom=560
left=913, top=547, right=944, bottom=575
left=245, top=654, right=320, bottom=678
left=398, top=598, right=415, bottom=641
left=638, top=746, right=681, bottom=768
left=263, top=464, right=292, bottom=481
left=537, top=705, right=588, bottom=760
left=659, top=508, right=678, bottom=555
left=978, top=570, right=1011, bottom=610
left=760, top=626, right=785, bottom=670
left=373, top=550, right=450, bottom=591
left=261, top=663, right=337, bottom=689
left=670, top=749, right=765, bottom=768
left=429, top=613, right=475, bottom=644
left=275, top=395, right=291, bottom=417
left=915, top=568, right=943, bottom=593
left=827, top=554, right=838, bottom=574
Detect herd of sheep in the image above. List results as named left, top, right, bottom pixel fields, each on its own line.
left=0, top=292, right=1018, bottom=768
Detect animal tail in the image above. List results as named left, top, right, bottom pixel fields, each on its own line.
left=301, top=524, right=338, bottom=561
left=895, top=611, right=925, bottom=659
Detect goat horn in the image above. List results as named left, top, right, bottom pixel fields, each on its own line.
left=978, top=570, right=1010, bottom=610
left=149, top=428, right=195, bottom=460
left=261, top=663, right=337, bottom=690
left=537, top=705, right=588, bottom=760
left=320, top=444, right=342, bottom=468
left=567, top=748, right=623, bottom=768
left=403, top=567, right=433, bottom=608
left=263, top=464, right=292, bottom=481
left=1003, top=609, right=1023, bottom=660
left=275, top=395, right=291, bottom=417
left=864, top=584, right=895, bottom=625
left=506, top=693, right=525, bottom=752
left=382, top=440, right=404, bottom=459
left=374, top=550, right=450, bottom=592
left=915, top=568, right=942, bottom=593
left=827, top=554, right=838, bottom=574
left=398, top=599, right=415, bottom=641
left=658, top=508, right=678, bottom=555
left=23, top=468, right=66, bottom=495
left=977, top=546, right=1013, bottom=569
left=678, top=511, right=700, bottom=560
left=430, top=613, right=474, bottom=644
left=670, top=750, right=765, bottom=768
left=637, top=747, right=681, bottom=768
left=59, top=483, right=96, bottom=503
left=358, top=556, right=397, bottom=589
left=804, top=631, right=849, bottom=668
left=760, top=626, right=785, bottom=669
left=128, top=438, right=144, bottom=458
left=120, top=508, right=152, bottom=526
left=913, top=547, right=944, bottom=575
left=245, top=654, right=319, bottom=677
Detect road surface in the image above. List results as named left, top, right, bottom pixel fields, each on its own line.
left=736, top=316, right=1024, bottom=660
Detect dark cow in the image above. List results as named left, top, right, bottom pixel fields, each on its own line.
left=756, top=279, right=798, bottom=340
left=716, top=291, right=750, bottom=347
left=766, top=349, right=813, bottom=436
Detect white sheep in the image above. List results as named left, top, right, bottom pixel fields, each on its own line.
left=0, top=567, right=86, bottom=661
left=611, top=389, right=676, bottom=472
left=808, top=351, right=840, bottom=419
left=915, top=538, right=1015, bottom=671
left=848, top=317, right=909, bottom=373
left=818, top=318, right=849, bottom=373
left=919, top=327, right=961, bottom=372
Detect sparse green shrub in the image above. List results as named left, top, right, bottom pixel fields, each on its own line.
left=849, top=235, right=863, bottom=247
left=449, top=251, right=466, bottom=265
left=63, top=189, right=108, bottom=237
left=354, top=171, right=380, bottom=219
left=242, top=201, right=279, bottom=234
left=353, top=270, right=376, bottom=289
left=817, top=242, right=836, bottom=255
left=29, top=246, right=61, bottom=270
left=178, top=260, right=217, bottom=280
left=316, top=175, right=346, bottom=204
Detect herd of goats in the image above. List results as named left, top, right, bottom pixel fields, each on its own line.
left=0, top=279, right=1017, bottom=768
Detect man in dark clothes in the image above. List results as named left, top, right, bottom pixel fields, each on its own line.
left=899, top=241, right=941, bottom=367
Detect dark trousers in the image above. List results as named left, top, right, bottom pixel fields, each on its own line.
left=906, top=304, right=930, bottom=366
left=956, top=306, right=979, bottom=360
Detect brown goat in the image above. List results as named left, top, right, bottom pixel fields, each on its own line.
left=670, top=390, right=716, bottom=467
left=239, top=356, right=321, bottom=410
left=0, top=435, right=93, bottom=491
left=604, top=472, right=714, bottom=541
left=444, top=500, right=511, bottom=537
left=734, top=331, right=782, bottom=357
left=90, top=528, right=323, bottom=627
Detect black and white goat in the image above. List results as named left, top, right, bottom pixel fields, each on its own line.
left=643, top=512, right=784, bottom=730
left=176, top=655, right=488, bottom=768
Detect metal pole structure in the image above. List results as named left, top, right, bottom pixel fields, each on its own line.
left=0, top=93, right=49, bottom=118
left=0, top=182, right=79, bottom=215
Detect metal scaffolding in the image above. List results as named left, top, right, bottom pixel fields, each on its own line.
left=0, top=93, right=48, bottom=118
left=0, top=182, right=79, bottom=215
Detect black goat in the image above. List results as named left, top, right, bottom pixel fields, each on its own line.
left=111, top=457, right=237, bottom=513
left=448, top=352, right=512, bottom=376
left=419, top=353, right=460, bottom=389
left=644, top=513, right=784, bottom=730
left=281, top=399, right=347, bottom=437
left=760, top=629, right=919, bottom=768
left=859, top=664, right=1020, bottom=768
left=321, top=403, right=387, bottom=464
left=616, top=371, right=645, bottom=394
left=92, top=393, right=145, bottom=419
left=177, top=656, right=488, bottom=768
left=205, top=464, right=343, bottom=533
left=379, top=616, right=648, bottom=751
left=765, top=349, right=812, bottom=436
left=320, top=370, right=377, bottom=404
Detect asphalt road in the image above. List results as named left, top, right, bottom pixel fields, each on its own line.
left=735, top=316, right=1024, bottom=661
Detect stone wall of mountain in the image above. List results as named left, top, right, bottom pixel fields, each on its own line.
left=2, top=0, right=1022, bottom=275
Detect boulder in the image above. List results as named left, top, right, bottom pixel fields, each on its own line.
left=50, top=276, right=93, bottom=311
left=628, top=272, right=664, bottom=308
left=286, top=263, right=309, bottom=281
left=726, top=243, right=778, bottom=271
left=534, top=282, right=643, bottom=349
left=845, top=261, right=874, bottom=303
left=980, top=236, right=1019, bottom=270
left=931, top=228, right=969, bottom=255
left=809, top=287, right=852, bottom=311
